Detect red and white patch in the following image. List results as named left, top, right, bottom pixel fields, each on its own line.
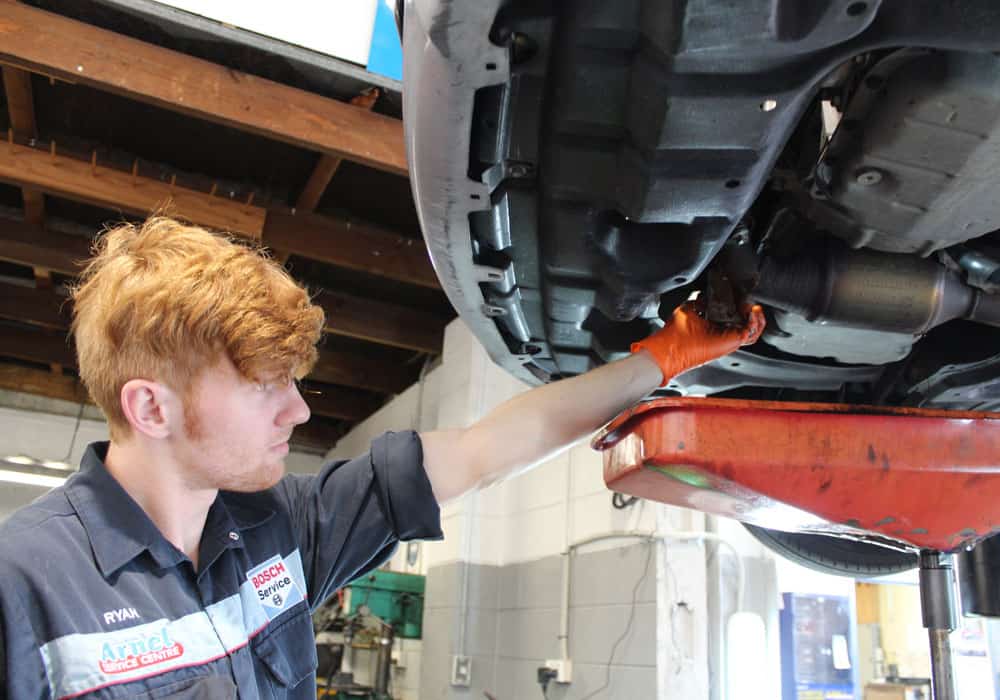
left=247, top=554, right=304, bottom=619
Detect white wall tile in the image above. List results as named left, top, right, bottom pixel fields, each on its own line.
left=569, top=440, right=608, bottom=499
left=506, top=450, right=569, bottom=515
left=423, top=512, right=466, bottom=569
left=326, top=384, right=415, bottom=459
left=441, top=317, right=475, bottom=369
left=468, top=513, right=505, bottom=567
left=503, top=501, right=568, bottom=564
left=475, top=479, right=507, bottom=518
left=570, top=489, right=657, bottom=548
left=435, top=387, right=472, bottom=431
left=0, top=407, right=108, bottom=466
left=481, top=358, right=528, bottom=412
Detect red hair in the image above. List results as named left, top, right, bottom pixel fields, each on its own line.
left=71, top=217, right=324, bottom=439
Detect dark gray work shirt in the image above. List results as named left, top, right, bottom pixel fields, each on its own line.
left=0, top=433, right=442, bottom=699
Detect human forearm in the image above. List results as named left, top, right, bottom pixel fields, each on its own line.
left=421, top=352, right=660, bottom=502
left=421, top=303, right=765, bottom=503
left=467, top=352, right=661, bottom=481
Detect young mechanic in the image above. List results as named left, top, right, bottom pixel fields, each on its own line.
left=0, top=217, right=763, bottom=699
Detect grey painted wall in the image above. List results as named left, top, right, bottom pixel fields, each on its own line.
left=421, top=542, right=657, bottom=700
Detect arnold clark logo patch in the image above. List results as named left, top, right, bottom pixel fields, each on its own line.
left=247, top=554, right=304, bottom=619
left=99, top=626, right=184, bottom=674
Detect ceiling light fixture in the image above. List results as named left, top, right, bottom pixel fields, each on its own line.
left=0, top=468, right=66, bottom=489
left=0, top=459, right=70, bottom=488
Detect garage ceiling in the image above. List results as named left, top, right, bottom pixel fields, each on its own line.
left=0, top=0, right=454, bottom=453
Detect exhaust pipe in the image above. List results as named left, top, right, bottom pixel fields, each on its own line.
left=751, top=243, right=1000, bottom=334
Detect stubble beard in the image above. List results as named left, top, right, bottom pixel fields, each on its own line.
left=182, top=404, right=286, bottom=493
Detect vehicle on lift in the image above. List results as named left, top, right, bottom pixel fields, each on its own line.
left=399, top=0, right=1000, bottom=576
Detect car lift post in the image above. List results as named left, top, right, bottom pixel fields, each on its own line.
left=919, top=552, right=958, bottom=700
left=596, top=397, right=1000, bottom=700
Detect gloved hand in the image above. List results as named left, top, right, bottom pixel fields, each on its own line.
left=632, top=302, right=766, bottom=386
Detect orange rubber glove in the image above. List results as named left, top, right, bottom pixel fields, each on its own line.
left=632, top=303, right=766, bottom=386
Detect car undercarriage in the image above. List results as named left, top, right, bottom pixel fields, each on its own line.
left=403, top=0, right=1000, bottom=416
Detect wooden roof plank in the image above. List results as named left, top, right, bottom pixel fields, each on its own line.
left=0, top=309, right=415, bottom=397
left=0, top=218, right=90, bottom=275
left=0, top=143, right=265, bottom=237
left=2, top=65, right=46, bottom=227
left=0, top=319, right=381, bottom=422
left=1, top=65, right=36, bottom=137
left=262, top=210, right=439, bottom=290
left=0, top=282, right=69, bottom=330
left=295, top=89, right=381, bottom=212
left=0, top=362, right=90, bottom=405
left=0, top=2, right=407, bottom=175
left=316, top=290, right=445, bottom=354
left=300, top=384, right=383, bottom=422
left=310, top=348, right=415, bottom=395
left=288, top=417, right=345, bottom=453
left=0, top=323, right=76, bottom=368
left=0, top=152, right=438, bottom=288
left=296, top=154, right=343, bottom=214
left=0, top=330, right=374, bottom=422
left=0, top=275, right=441, bottom=371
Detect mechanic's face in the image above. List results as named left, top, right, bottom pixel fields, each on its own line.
left=175, top=357, right=310, bottom=492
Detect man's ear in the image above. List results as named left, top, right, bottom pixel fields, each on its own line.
left=119, top=379, right=178, bottom=439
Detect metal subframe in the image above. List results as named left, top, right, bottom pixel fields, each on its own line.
left=594, top=397, right=1000, bottom=699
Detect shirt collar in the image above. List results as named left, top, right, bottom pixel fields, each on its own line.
left=65, top=442, right=273, bottom=579
left=65, top=443, right=184, bottom=577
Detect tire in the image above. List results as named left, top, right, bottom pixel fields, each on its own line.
left=743, top=524, right=919, bottom=578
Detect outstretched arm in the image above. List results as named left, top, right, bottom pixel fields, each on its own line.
left=421, top=304, right=765, bottom=503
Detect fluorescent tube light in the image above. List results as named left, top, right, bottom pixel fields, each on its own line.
left=0, top=468, right=66, bottom=488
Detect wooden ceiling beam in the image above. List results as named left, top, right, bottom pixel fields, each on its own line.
left=0, top=225, right=446, bottom=353
left=0, top=313, right=417, bottom=397
left=0, top=277, right=439, bottom=383
left=2, top=66, right=37, bottom=138
left=0, top=362, right=90, bottom=405
left=1, top=65, right=44, bottom=228
left=0, top=2, right=407, bottom=175
left=311, top=348, right=415, bottom=395
left=0, top=323, right=76, bottom=369
left=0, top=218, right=90, bottom=276
left=0, top=321, right=381, bottom=422
left=0, top=322, right=379, bottom=422
left=0, top=142, right=265, bottom=237
left=315, top=290, right=445, bottom=354
left=300, top=384, right=383, bottom=422
left=0, top=281, right=69, bottom=331
left=295, top=89, right=380, bottom=213
left=289, top=417, right=346, bottom=454
left=3, top=63, right=53, bottom=370
left=262, top=210, right=439, bottom=290
left=0, top=155, right=438, bottom=289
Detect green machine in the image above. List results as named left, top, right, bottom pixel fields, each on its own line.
left=346, top=570, right=425, bottom=639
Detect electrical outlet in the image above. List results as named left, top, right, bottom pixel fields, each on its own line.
left=451, top=655, right=472, bottom=686
left=544, top=658, right=573, bottom=683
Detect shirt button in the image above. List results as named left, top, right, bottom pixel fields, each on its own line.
left=229, top=532, right=240, bottom=541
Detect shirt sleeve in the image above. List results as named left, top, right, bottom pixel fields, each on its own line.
left=273, top=430, right=443, bottom=609
left=0, top=574, right=48, bottom=700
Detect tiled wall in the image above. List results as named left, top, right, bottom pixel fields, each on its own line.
left=420, top=542, right=659, bottom=700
